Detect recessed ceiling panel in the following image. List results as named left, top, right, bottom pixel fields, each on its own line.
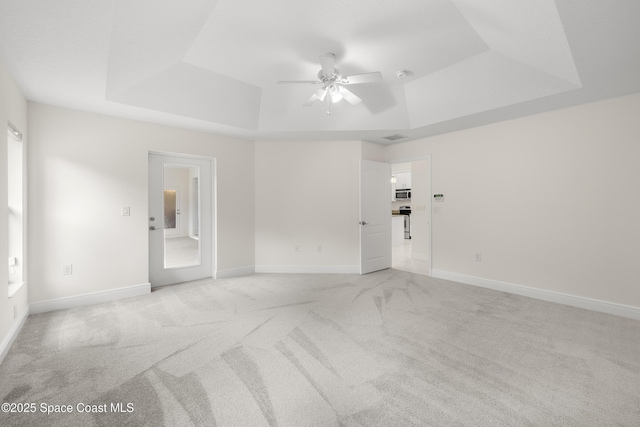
left=0, top=0, right=638, bottom=143
left=405, top=51, right=580, bottom=128
left=346, top=0, right=490, bottom=80
left=184, top=0, right=489, bottom=87
left=110, top=63, right=261, bottom=130
left=452, top=0, right=581, bottom=86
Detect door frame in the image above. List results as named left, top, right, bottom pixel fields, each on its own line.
left=388, top=155, right=433, bottom=276
left=148, top=151, right=217, bottom=287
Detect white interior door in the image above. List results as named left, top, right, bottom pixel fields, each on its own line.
left=149, top=153, right=213, bottom=287
left=360, top=160, right=392, bottom=274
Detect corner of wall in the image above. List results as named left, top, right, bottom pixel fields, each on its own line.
left=0, top=58, right=30, bottom=365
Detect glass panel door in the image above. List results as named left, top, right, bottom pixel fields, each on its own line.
left=149, top=153, right=213, bottom=287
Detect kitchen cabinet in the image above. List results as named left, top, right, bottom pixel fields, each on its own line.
left=394, top=171, right=411, bottom=190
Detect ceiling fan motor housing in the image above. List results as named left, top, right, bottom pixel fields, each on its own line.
left=318, top=68, right=341, bottom=84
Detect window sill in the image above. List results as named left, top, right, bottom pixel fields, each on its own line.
left=8, top=281, right=25, bottom=298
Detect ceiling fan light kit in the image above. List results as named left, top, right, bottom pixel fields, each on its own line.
left=278, top=53, right=382, bottom=115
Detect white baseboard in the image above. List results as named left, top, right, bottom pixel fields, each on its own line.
left=30, top=283, right=151, bottom=314
left=431, top=270, right=640, bottom=321
left=0, top=304, right=30, bottom=365
left=215, top=266, right=255, bottom=279
left=255, top=265, right=360, bottom=274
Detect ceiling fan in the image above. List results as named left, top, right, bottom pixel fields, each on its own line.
left=278, top=53, right=382, bottom=114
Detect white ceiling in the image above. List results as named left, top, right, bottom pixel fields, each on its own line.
left=1, top=0, right=639, bottom=145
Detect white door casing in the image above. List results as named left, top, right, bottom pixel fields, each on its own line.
left=149, top=153, right=214, bottom=287
left=360, top=160, right=392, bottom=274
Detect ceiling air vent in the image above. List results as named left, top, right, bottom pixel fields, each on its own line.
left=382, top=134, right=408, bottom=141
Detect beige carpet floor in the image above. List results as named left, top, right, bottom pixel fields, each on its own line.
left=1, top=269, right=639, bottom=426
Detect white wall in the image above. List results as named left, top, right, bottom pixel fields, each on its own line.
left=254, top=140, right=362, bottom=272
left=0, top=60, right=29, bottom=362
left=27, top=103, right=255, bottom=303
left=361, top=140, right=385, bottom=162
left=385, top=93, right=640, bottom=309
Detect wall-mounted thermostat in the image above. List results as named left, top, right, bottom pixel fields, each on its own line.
left=434, top=194, right=444, bottom=202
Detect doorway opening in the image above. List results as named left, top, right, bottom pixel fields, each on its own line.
left=390, top=157, right=432, bottom=276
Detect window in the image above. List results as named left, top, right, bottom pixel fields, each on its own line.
left=7, top=121, right=24, bottom=297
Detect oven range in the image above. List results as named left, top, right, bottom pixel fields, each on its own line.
left=399, top=206, right=411, bottom=239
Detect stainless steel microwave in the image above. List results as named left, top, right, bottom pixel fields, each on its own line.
left=396, top=189, right=411, bottom=199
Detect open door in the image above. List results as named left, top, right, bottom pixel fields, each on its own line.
left=360, top=160, right=391, bottom=274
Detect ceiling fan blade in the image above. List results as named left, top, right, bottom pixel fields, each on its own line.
left=319, top=53, right=335, bottom=77
left=316, top=88, right=328, bottom=102
left=303, top=93, right=319, bottom=107
left=277, top=80, right=321, bottom=84
left=339, top=86, right=362, bottom=105
left=303, top=88, right=329, bottom=106
left=341, top=71, right=382, bottom=85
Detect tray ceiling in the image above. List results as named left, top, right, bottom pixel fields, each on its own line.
left=0, top=0, right=639, bottom=144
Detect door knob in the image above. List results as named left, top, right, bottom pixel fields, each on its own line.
left=359, top=221, right=368, bottom=225
left=149, top=226, right=161, bottom=231
left=149, top=217, right=155, bottom=221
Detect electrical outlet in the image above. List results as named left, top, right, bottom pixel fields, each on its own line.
left=475, top=253, right=482, bottom=262
left=63, top=264, right=73, bottom=275
left=8, top=257, right=16, bottom=266
left=294, top=245, right=300, bottom=253
left=317, top=245, right=323, bottom=253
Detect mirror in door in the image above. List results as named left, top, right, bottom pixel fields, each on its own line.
left=163, top=165, right=201, bottom=269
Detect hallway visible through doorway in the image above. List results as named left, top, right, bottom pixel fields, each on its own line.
left=390, top=157, right=431, bottom=276
left=392, top=239, right=430, bottom=275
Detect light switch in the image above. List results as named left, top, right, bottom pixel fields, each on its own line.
left=122, top=206, right=130, bottom=216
